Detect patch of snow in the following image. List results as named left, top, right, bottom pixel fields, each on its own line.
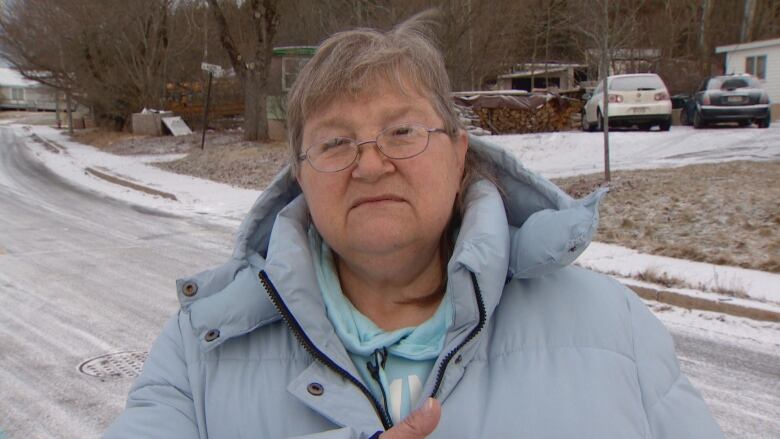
left=579, top=242, right=780, bottom=306
left=491, top=125, right=780, bottom=178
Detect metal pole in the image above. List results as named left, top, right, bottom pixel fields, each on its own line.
left=200, top=72, right=213, bottom=150
left=602, top=0, right=611, bottom=182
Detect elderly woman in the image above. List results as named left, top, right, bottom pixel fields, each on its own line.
left=106, top=13, right=722, bottom=439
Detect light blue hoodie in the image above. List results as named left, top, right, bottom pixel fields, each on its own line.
left=105, top=136, right=723, bottom=438
left=310, top=227, right=454, bottom=423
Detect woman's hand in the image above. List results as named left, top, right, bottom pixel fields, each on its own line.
left=380, top=398, right=441, bottom=439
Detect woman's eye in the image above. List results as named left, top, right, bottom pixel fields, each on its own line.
left=390, top=127, right=414, bottom=137
left=323, top=137, right=351, bottom=149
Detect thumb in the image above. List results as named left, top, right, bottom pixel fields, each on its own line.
left=381, top=398, right=441, bottom=439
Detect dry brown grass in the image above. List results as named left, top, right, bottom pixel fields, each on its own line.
left=636, top=267, right=687, bottom=289
left=154, top=139, right=288, bottom=190
left=69, top=128, right=145, bottom=149
left=554, top=161, right=780, bottom=274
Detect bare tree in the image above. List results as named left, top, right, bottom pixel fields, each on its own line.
left=571, top=0, right=644, bottom=182
left=206, top=0, right=280, bottom=142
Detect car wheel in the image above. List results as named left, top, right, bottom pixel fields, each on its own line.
left=659, top=119, right=671, bottom=131
left=757, top=115, right=771, bottom=129
left=680, top=109, right=690, bottom=126
left=693, top=110, right=706, bottom=129
left=638, top=123, right=651, bottom=131
left=581, top=111, right=593, bottom=132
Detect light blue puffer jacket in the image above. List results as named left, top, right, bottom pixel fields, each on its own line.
left=105, top=136, right=723, bottom=438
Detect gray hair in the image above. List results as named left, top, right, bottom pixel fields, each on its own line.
left=286, top=10, right=503, bottom=214
left=285, top=10, right=462, bottom=175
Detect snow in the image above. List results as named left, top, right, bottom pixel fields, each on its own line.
left=18, top=125, right=260, bottom=227
left=0, top=67, right=37, bottom=88
left=490, top=124, right=780, bottom=178
left=11, top=123, right=780, bottom=314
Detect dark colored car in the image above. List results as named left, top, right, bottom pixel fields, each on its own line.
left=680, top=74, right=771, bottom=128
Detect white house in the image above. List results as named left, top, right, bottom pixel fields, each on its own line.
left=716, top=37, right=780, bottom=120
left=0, top=67, right=58, bottom=111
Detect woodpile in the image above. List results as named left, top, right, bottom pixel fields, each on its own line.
left=454, top=93, right=583, bottom=135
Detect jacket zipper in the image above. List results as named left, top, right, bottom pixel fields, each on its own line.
left=430, top=271, right=486, bottom=398
left=259, top=270, right=394, bottom=430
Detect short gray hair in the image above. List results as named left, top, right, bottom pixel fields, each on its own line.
left=285, top=10, right=462, bottom=175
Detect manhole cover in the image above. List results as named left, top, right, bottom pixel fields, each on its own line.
left=78, top=351, right=148, bottom=379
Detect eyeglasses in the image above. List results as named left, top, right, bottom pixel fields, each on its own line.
left=299, top=123, right=448, bottom=173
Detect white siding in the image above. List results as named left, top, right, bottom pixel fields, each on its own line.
left=723, top=44, right=780, bottom=106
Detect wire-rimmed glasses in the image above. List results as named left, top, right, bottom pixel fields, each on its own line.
left=299, top=123, right=448, bottom=173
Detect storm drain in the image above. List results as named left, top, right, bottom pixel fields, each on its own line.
left=78, top=351, right=148, bottom=379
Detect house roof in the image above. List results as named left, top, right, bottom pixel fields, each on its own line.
left=499, top=63, right=585, bottom=79
left=0, top=67, right=38, bottom=88
left=715, top=37, right=780, bottom=54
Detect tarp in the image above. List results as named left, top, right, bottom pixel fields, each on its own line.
left=454, top=93, right=578, bottom=112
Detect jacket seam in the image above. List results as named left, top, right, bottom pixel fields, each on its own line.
left=478, top=344, right=636, bottom=364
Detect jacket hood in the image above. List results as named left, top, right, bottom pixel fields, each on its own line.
left=178, top=135, right=605, bottom=353
left=231, top=134, right=604, bottom=280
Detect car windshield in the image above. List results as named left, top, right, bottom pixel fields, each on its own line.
left=609, top=75, right=665, bottom=91
left=708, top=76, right=760, bottom=90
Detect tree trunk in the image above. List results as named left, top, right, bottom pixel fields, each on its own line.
left=242, top=70, right=269, bottom=141
left=65, top=89, right=74, bottom=135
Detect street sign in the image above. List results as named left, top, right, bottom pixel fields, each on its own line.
left=200, top=62, right=224, bottom=77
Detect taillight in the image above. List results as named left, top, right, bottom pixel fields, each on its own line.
left=608, top=94, right=623, bottom=103
left=654, top=91, right=669, bottom=101
left=702, top=94, right=711, bottom=105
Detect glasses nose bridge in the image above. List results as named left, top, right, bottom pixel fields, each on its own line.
left=353, top=137, right=385, bottom=159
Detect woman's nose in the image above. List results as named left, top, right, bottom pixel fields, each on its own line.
left=351, top=141, right=394, bottom=180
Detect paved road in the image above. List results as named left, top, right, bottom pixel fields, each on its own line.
left=0, top=127, right=233, bottom=437
left=1, top=127, right=778, bottom=438
left=672, top=331, right=780, bottom=438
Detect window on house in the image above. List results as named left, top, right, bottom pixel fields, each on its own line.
left=11, top=87, right=24, bottom=101
left=745, top=55, right=767, bottom=80
left=282, top=57, right=309, bottom=91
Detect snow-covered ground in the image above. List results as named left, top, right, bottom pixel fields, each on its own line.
left=8, top=122, right=780, bottom=330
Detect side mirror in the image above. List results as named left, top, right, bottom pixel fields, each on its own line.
left=582, top=93, right=592, bottom=101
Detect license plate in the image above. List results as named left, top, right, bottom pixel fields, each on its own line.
left=631, top=107, right=647, bottom=114
left=727, top=96, right=744, bottom=103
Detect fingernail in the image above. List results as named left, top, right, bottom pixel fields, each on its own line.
left=424, top=398, right=435, bottom=412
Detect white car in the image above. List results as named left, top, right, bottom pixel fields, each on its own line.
left=582, top=73, right=672, bottom=131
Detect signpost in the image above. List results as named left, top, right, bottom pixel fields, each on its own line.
left=200, top=63, right=224, bottom=150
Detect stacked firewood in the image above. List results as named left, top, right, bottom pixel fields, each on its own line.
left=455, top=93, right=583, bottom=135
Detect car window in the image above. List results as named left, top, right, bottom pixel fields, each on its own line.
left=609, top=75, right=665, bottom=91
left=594, top=83, right=602, bottom=94
left=707, top=76, right=760, bottom=90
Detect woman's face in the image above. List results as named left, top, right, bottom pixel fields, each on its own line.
left=297, top=83, right=468, bottom=261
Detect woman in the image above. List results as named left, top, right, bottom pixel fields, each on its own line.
left=106, top=12, right=723, bottom=439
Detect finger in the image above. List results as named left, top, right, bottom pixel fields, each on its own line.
left=381, top=398, right=441, bottom=439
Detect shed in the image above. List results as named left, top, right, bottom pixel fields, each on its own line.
left=716, top=37, right=780, bottom=120
left=497, top=63, right=587, bottom=92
